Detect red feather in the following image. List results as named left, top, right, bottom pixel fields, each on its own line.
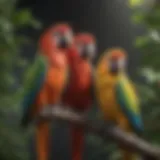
left=62, top=33, right=96, bottom=160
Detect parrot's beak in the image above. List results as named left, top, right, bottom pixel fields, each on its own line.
left=59, top=31, right=73, bottom=49
left=81, top=50, right=89, bottom=59
left=59, top=38, right=68, bottom=49
left=81, top=48, right=95, bottom=61
left=109, top=58, right=125, bottom=74
left=110, top=61, right=119, bottom=74
left=81, top=52, right=94, bottom=62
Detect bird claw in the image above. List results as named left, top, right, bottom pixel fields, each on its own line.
left=40, top=106, right=52, bottom=116
left=41, top=103, right=62, bottom=114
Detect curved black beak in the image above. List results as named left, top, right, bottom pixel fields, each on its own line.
left=80, top=48, right=95, bottom=60
left=81, top=50, right=88, bottom=59
left=59, top=38, right=68, bottom=49
left=110, top=61, right=119, bottom=73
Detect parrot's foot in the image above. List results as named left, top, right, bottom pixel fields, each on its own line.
left=40, top=106, right=52, bottom=117
left=51, top=104, right=76, bottom=119
left=54, top=102, right=63, bottom=109
left=40, top=103, right=63, bottom=116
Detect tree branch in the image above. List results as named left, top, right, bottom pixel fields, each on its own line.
left=37, top=107, right=160, bottom=160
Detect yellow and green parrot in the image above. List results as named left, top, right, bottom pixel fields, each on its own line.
left=95, top=48, right=143, bottom=160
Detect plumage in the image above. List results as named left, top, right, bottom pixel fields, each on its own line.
left=63, top=57, right=93, bottom=109
left=21, top=23, right=72, bottom=160
left=21, top=23, right=71, bottom=160
left=21, top=54, right=48, bottom=126
left=21, top=50, right=68, bottom=160
left=62, top=33, right=96, bottom=160
left=95, top=48, right=143, bottom=160
left=116, top=74, right=143, bottom=133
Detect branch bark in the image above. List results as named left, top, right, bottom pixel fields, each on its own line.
left=36, top=107, right=160, bottom=160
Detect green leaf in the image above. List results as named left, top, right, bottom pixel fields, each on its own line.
left=12, top=9, right=42, bottom=29
left=12, top=9, right=32, bottom=26
left=132, top=12, right=145, bottom=23
left=135, top=36, right=150, bottom=48
left=0, top=2, right=40, bottom=159
left=128, top=0, right=144, bottom=7
left=30, top=19, right=42, bottom=29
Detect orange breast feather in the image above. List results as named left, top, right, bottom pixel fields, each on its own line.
left=46, top=51, right=68, bottom=91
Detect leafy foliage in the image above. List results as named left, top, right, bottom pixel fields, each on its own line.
left=0, top=0, right=41, bottom=159
left=129, top=0, right=160, bottom=144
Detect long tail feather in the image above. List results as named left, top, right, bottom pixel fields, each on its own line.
left=36, top=122, right=50, bottom=160
left=71, top=125, right=84, bottom=160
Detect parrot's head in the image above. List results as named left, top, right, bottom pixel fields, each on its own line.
left=52, top=23, right=74, bottom=49
left=39, top=23, right=74, bottom=53
left=74, top=33, right=96, bottom=61
left=107, top=48, right=127, bottom=74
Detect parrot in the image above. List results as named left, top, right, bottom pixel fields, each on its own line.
left=62, top=33, right=97, bottom=160
left=39, top=23, right=74, bottom=55
left=20, top=24, right=72, bottom=160
left=94, top=48, right=143, bottom=160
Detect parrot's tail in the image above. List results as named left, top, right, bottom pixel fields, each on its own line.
left=70, top=124, right=84, bottom=160
left=36, top=121, right=50, bottom=160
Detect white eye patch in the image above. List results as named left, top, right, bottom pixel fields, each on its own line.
left=87, top=43, right=96, bottom=58
left=87, top=43, right=95, bottom=53
left=118, top=58, right=126, bottom=68
left=53, top=32, right=61, bottom=44
left=65, top=30, right=73, bottom=43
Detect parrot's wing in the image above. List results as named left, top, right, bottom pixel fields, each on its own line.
left=115, top=75, right=143, bottom=133
left=21, top=54, right=48, bottom=127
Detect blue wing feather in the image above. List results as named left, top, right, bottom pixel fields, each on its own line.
left=115, top=75, right=143, bottom=133
left=21, top=54, right=48, bottom=127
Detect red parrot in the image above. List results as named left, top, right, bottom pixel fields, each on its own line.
left=21, top=23, right=74, bottom=160
left=62, top=33, right=97, bottom=160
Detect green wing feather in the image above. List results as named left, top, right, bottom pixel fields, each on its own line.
left=115, top=74, right=143, bottom=133
left=21, top=54, right=48, bottom=127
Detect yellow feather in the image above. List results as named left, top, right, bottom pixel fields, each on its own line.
left=95, top=56, right=124, bottom=122
left=119, top=75, right=139, bottom=113
left=95, top=51, right=141, bottom=160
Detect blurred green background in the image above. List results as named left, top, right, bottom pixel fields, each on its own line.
left=0, top=0, right=159, bottom=159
